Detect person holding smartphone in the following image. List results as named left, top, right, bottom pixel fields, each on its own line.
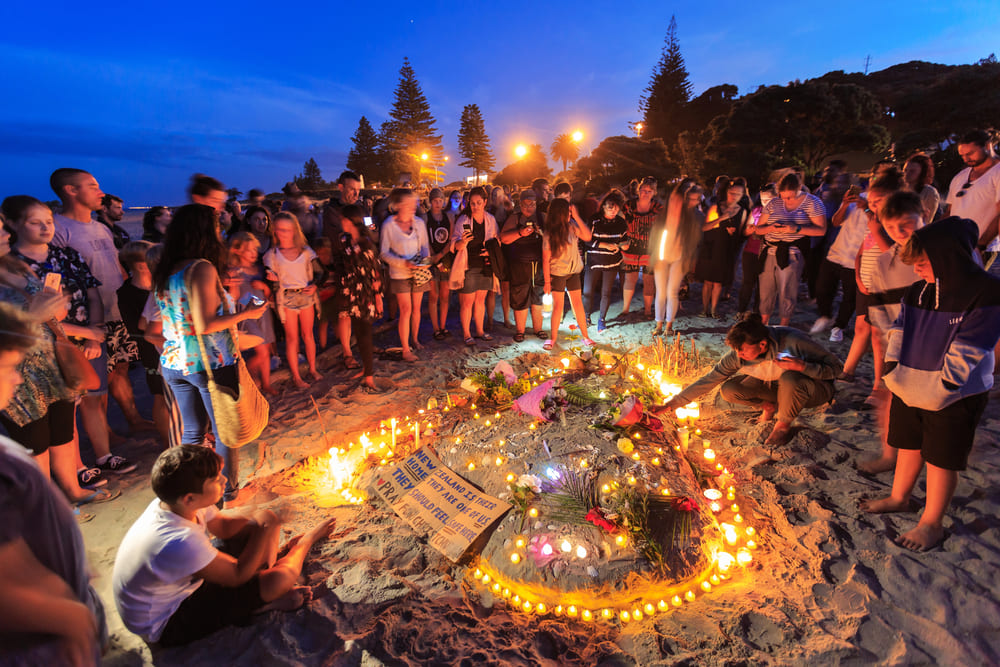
left=652, top=314, right=842, bottom=448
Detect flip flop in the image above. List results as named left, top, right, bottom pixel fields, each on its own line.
left=433, top=329, right=447, bottom=340
left=582, top=338, right=595, bottom=347
left=480, top=333, right=494, bottom=341
left=542, top=339, right=554, bottom=351
left=75, top=487, right=121, bottom=506
left=464, top=337, right=476, bottom=347
left=74, top=507, right=95, bottom=524
left=513, top=332, right=526, bottom=342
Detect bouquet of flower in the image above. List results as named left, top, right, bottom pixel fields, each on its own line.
left=512, top=379, right=568, bottom=422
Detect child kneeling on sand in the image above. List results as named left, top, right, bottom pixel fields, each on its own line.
left=862, top=216, right=1000, bottom=550
left=113, top=445, right=334, bottom=645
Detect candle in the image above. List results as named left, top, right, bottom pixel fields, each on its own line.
left=390, top=418, right=396, bottom=451
left=415, top=422, right=420, bottom=449
left=678, top=426, right=689, bottom=451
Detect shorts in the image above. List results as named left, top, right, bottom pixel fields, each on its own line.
left=144, top=367, right=165, bottom=396
left=550, top=272, right=582, bottom=292
left=157, top=574, right=265, bottom=647
left=278, top=289, right=316, bottom=310
left=460, top=267, right=493, bottom=294
left=0, top=399, right=75, bottom=455
left=390, top=277, right=431, bottom=294
left=508, top=260, right=543, bottom=310
left=106, top=320, right=139, bottom=372
left=887, top=391, right=989, bottom=471
left=855, top=289, right=870, bottom=322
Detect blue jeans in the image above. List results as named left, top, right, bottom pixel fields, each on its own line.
left=162, top=365, right=239, bottom=489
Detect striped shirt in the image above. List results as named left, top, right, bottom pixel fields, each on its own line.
left=587, top=214, right=628, bottom=268
left=763, top=193, right=825, bottom=244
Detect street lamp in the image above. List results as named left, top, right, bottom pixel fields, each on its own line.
left=420, top=153, right=447, bottom=186
left=571, top=130, right=584, bottom=143
left=515, top=144, right=528, bottom=159
left=635, top=122, right=644, bottom=137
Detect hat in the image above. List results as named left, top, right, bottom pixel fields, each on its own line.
left=429, top=188, right=445, bottom=200
left=519, top=189, right=537, bottom=201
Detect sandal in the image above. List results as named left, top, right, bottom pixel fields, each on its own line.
left=433, top=329, right=447, bottom=340
left=534, top=330, right=547, bottom=339
left=542, top=339, right=554, bottom=351
left=74, top=487, right=121, bottom=506
left=464, top=337, right=476, bottom=347
left=582, top=338, right=595, bottom=347
left=480, top=333, right=494, bottom=342
left=343, top=356, right=360, bottom=370
left=513, top=332, right=526, bottom=342
left=74, top=507, right=95, bottom=524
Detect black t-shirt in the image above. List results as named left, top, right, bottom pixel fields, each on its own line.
left=117, top=281, right=159, bottom=369
left=504, top=211, right=544, bottom=263
left=426, top=212, right=451, bottom=255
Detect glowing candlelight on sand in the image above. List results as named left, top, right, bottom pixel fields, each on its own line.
left=390, top=418, right=396, bottom=450
left=415, top=422, right=420, bottom=449
left=704, top=449, right=716, bottom=461
left=703, top=489, right=722, bottom=500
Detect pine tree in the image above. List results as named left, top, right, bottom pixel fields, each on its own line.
left=457, top=104, right=495, bottom=183
left=346, top=116, right=383, bottom=183
left=639, top=15, right=694, bottom=148
left=381, top=57, right=444, bottom=182
left=550, top=133, right=580, bottom=173
left=295, top=158, right=325, bottom=191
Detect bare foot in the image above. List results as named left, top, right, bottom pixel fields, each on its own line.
left=261, top=385, right=279, bottom=396
left=292, top=377, right=309, bottom=389
left=758, top=402, right=777, bottom=424
left=895, top=523, right=945, bottom=551
left=860, top=496, right=912, bottom=513
left=309, top=370, right=323, bottom=382
left=256, top=585, right=313, bottom=613
left=857, top=455, right=896, bottom=474
left=764, top=421, right=792, bottom=447
left=128, top=418, right=157, bottom=433
left=401, top=351, right=418, bottom=362
left=411, top=340, right=424, bottom=351
left=304, top=516, right=336, bottom=545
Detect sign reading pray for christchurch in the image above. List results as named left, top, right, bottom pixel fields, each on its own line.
left=370, top=446, right=510, bottom=561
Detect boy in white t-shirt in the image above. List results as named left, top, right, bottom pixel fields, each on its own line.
left=113, top=445, right=334, bottom=645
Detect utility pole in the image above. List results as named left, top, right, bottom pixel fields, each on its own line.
left=864, top=55, right=871, bottom=75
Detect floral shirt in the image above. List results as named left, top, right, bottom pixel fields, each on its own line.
left=0, top=282, right=73, bottom=427
left=12, top=245, right=100, bottom=327
left=155, top=263, right=239, bottom=373
left=338, top=234, right=382, bottom=322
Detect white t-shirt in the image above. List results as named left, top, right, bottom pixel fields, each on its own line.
left=826, top=204, right=869, bottom=268
left=947, top=162, right=1000, bottom=252
left=112, top=499, right=220, bottom=642
left=52, top=212, right=125, bottom=321
left=263, top=246, right=317, bottom=289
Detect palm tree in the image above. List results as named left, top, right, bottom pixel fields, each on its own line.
left=550, top=134, right=580, bottom=173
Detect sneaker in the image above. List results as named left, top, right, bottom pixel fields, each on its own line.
left=597, top=318, right=606, bottom=333
left=98, top=454, right=137, bottom=475
left=77, top=467, right=107, bottom=488
left=810, top=316, right=834, bottom=334
left=829, top=327, right=844, bottom=342
left=271, top=356, right=282, bottom=370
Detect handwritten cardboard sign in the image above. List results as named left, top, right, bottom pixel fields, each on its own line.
left=370, top=446, right=510, bottom=561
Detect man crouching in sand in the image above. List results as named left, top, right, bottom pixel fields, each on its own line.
left=113, top=445, right=334, bottom=646
left=652, top=315, right=842, bottom=447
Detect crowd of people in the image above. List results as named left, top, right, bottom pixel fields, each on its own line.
left=2, top=128, right=1000, bottom=660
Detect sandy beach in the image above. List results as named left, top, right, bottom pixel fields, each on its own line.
left=79, top=233, right=1000, bottom=665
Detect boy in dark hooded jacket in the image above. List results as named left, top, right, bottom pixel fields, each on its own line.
left=862, top=216, right=1000, bottom=551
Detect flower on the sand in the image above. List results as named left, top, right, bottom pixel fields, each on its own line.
left=617, top=437, right=634, bottom=454
left=585, top=507, right=617, bottom=532
left=516, top=474, right=542, bottom=493
left=674, top=496, right=699, bottom=512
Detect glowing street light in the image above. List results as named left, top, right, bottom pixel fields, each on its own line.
left=571, top=130, right=584, bottom=143
left=515, top=144, right=528, bottom=158
left=635, top=122, right=644, bottom=136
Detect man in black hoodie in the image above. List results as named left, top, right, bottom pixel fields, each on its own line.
left=862, top=216, right=1000, bottom=551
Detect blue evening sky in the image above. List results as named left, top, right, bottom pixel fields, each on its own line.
left=1, top=1, right=996, bottom=205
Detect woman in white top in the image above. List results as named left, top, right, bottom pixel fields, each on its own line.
left=380, top=188, right=430, bottom=362
left=264, top=212, right=320, bottom=387
left=902, top=152, right=940, bottom=224
left=755, top=173, right=827, bottom=325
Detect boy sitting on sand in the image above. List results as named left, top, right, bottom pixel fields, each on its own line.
left=862, top=216, right=1000, bottom=551
left=113, top=445, right=334, bottom=645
